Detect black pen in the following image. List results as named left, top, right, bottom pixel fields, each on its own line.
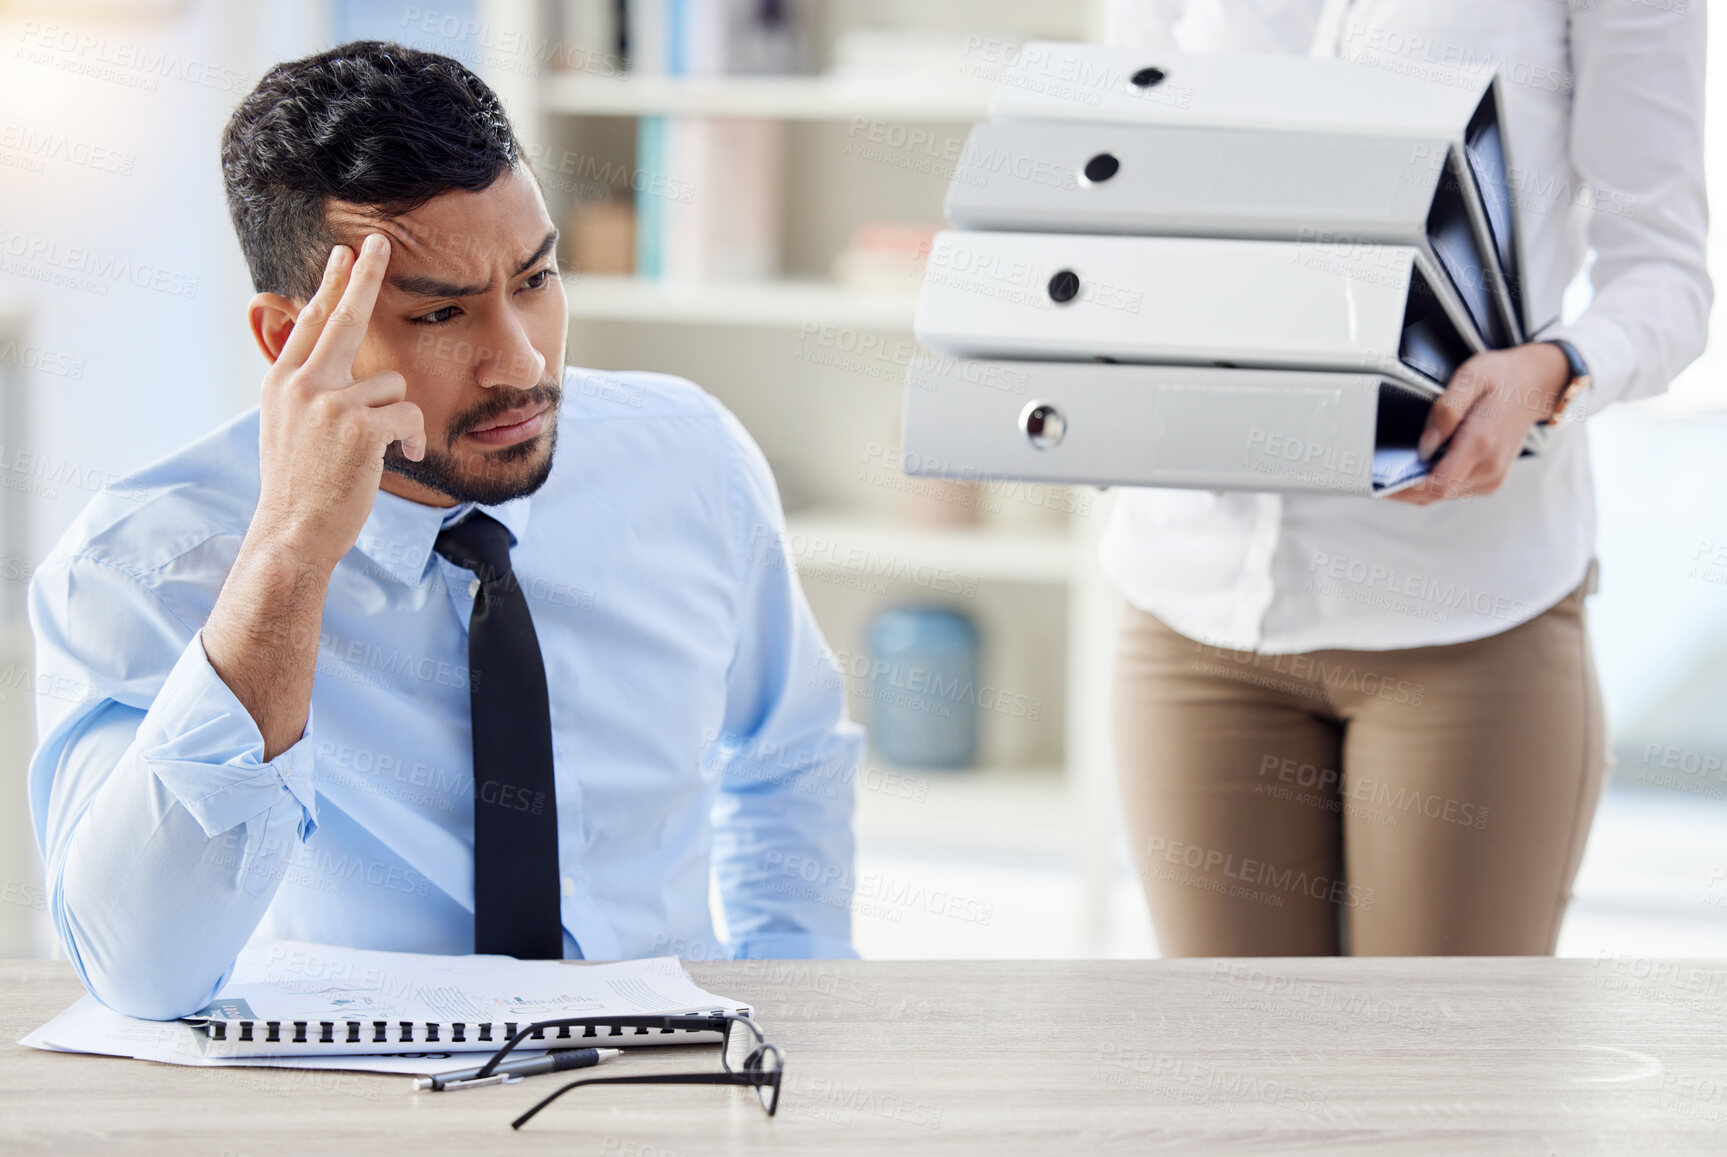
left=413, top=1047, right=623, bottom=1092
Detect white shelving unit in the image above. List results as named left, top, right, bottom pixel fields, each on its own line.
left=564, top=273, right=919, bottom=329
left=543, top=73, right=993, bottom=121
left=479, top=0, right=1121, bottom=950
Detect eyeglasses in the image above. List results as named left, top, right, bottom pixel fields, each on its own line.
left=467, top=1013, right=784, bottom=1128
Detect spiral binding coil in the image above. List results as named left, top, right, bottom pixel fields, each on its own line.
left=197, top=1018, right=716, bottom=1046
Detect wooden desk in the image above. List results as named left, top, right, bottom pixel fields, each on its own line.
left=4, top=956, right=1725, bottom=1154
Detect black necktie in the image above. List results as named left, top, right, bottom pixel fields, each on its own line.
left=434, top=512, right=564, bottom=959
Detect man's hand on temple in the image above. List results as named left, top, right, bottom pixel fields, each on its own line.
left=253, top=234, right=426, bottom=571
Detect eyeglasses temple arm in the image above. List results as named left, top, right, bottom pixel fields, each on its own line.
left=511, top=1073, right=771, bottom=1130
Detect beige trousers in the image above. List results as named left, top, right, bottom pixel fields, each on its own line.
left=1112, top=580, right=1608, bottom=956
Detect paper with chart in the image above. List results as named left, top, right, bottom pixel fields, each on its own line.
left=21, top=938, right=749, bottom=1071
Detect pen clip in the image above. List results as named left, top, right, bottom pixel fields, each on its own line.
left=441, top=1072, right=519, bottom=1092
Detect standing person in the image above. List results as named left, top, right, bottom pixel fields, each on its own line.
left=1103, top=0, right=1710, bottom=954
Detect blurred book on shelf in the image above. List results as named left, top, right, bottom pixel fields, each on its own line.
left=898, top=477, right=984, bottom=527
left=627, top=0, right=665, bottom=75
left=833, top=223, right=938, bottom=294
left=627, top=0, right=794, bottom=282
left=891, top=476, right=987, bottom=531
left=622, top=0, right=805, bottom=77
left=690, top=0, right=802, bottom=76
left=556, top=0, right=627, bottom=73
left=660, top=117, right=783, bottom=282
left=564, top=195, right=636, bottom=275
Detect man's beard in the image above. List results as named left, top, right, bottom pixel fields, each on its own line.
left=383, top=379, right=562, bottom=505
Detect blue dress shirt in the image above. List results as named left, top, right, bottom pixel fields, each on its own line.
left=26, top=366, right=863, bottom=1019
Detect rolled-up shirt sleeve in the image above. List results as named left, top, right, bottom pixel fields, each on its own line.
left=1546, top=0, right=1711, bottom=413
left=708, top=409, right=864, bottom=961
left=28, top=552, right=317, bottom=1019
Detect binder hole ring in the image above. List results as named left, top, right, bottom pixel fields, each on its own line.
left=1081, top=153, right=1120, bottom=184
left=1048, top=269, right=1080, bottom=304
left=1131, top=66, right=1167, bottom=88
left=1020, top=401, right=1067, bottom=450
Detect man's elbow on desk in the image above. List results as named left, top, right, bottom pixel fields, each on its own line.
left=82, top=973, right=223, bottom=1023
left=55, top=912, right=230, bottom=1022
left=53, top=891, right=231, bottom=1022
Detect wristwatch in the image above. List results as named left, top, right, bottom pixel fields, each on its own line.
left=1541, top=338, right=1592, bottom=427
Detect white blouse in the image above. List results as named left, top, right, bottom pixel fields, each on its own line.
left=1098, top=0, right=1711, bottom=652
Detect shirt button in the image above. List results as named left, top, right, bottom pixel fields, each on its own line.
left=561, top=876, right=576, bottom=898
left=468, top=578, right=480, bottom=598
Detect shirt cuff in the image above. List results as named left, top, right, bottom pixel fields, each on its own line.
left=1544, top=312, right=1639, bottom=416
left=135, top=629, right=319, bottom=840
left=730, top=931, right=859, bottom=960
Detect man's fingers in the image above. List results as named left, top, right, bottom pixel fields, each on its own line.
left=340, top=369, right=408, bottom=409
left=304, top=233, right=391, bottom=380
left=275, top=245, right=354, bottom=370
left=367, top=398, right=427, bottom=462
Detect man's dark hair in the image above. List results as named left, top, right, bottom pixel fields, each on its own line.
left=221, top=40, right=522, bottom=300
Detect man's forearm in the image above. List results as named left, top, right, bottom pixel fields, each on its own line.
left=201, top=531, right=332, bottom=761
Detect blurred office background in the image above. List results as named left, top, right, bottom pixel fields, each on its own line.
left=1, top=0, right=1724, bottom=963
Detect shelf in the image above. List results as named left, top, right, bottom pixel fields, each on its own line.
left=564, top=275, right=919, bottom=329
left=785, top=512, right=1075, bottom=586
left=544, top=73, right=991, bottom=122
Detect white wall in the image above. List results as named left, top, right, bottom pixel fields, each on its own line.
left=0, top=0, right=326, bottom=955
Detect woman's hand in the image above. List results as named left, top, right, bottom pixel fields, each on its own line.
left=1389, top=342, right=1571, bottom=506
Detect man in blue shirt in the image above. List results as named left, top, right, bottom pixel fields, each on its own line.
left=25, top=41, right=863, bottom=1020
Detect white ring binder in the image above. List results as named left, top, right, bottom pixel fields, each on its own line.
left=901, top=42, right=1545, bottom=498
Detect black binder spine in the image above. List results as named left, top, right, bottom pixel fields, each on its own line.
left=200, top=1019, right=517, bottom=1046
left=195, top=1010, right=740, bottom=1049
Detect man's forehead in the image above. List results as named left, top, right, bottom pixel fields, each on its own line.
left=325, top=209, right=511, bottom=274
left=324, top=172, right=552, bottom=276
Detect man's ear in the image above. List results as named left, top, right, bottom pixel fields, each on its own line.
left=248, top=293, right=303, bottom=364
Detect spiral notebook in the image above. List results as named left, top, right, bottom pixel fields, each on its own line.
left=175, top=939, right=751, bottom=1059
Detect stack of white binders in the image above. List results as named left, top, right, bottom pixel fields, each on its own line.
left=901, top=42, right=1541, bottom=498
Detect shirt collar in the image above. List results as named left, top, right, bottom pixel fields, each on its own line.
left=353, top=488, right=534, bottom=586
